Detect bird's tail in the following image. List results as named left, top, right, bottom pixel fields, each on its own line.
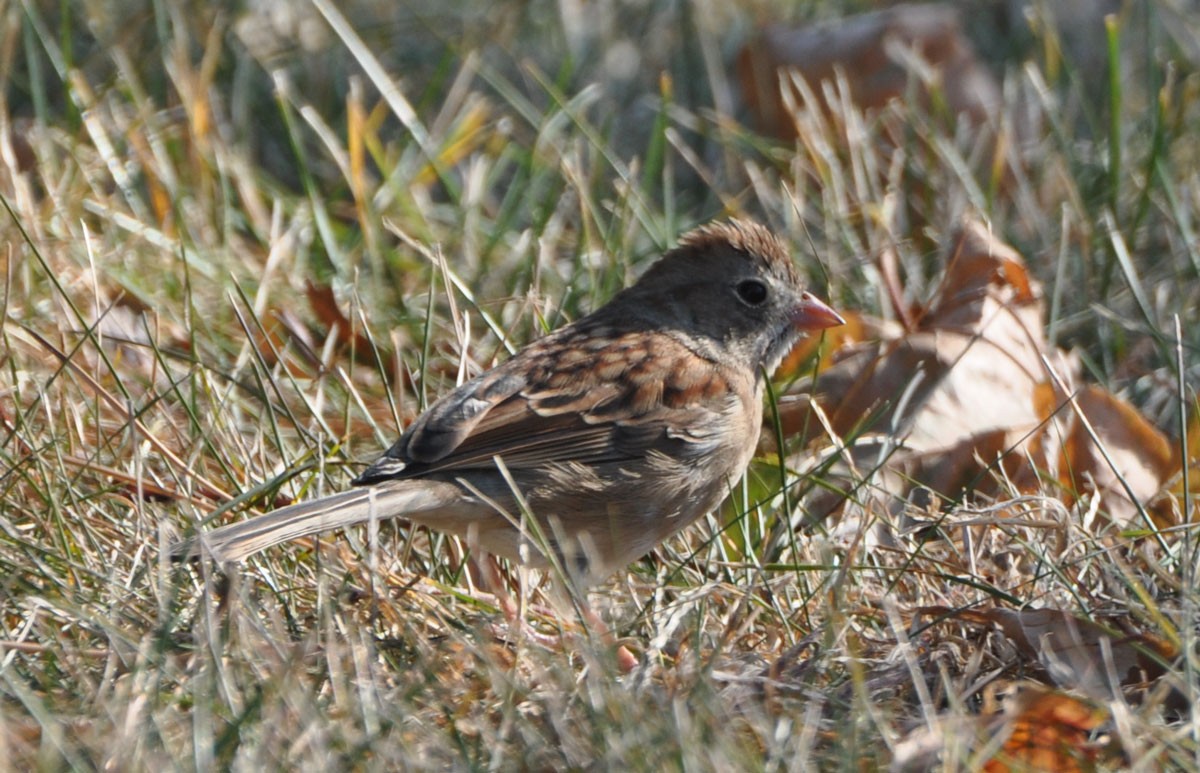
left=171, top=481, right=465, bottom=563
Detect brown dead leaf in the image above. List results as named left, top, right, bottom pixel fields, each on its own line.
left=776, top=220, right=1070, bottom=512
left=246, top=303, right=321, bottom=377
left=737, top=4, right=1006, bottom=141
left=774, top=308, right=876, bottom=385
left=919, top=220, right=1040, bottom=334
left=981, top=682, right=1110, bottom=773
left=1169, top=397, right=1200, bottom=519
left=811, top=220, right=1054, bottom=454
left=4, top=117, right=37, bottom=174
left=1050, top=386, right=1177, bottom=527
left=777, top=219, right=1176, bottom=530
left=891, top=681, right=1117, bottom=773
left=306, top=280, right=396, bottom=377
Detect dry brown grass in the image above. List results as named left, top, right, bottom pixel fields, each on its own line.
left=1, top=1, right=1197, bottom=769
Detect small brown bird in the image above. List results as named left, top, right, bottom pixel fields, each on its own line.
left=174, top=220, right=842, bottom=586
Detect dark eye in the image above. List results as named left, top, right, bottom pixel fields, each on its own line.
left=736, top=279, right=769, bottom=306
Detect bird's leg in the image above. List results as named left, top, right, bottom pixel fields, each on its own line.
left=579, top=602, right=639, bottom=673
left=467, top=554, right=563, bottom=649
left=467, top=555, right=637, bottom=671
left=549, top=576, right=640, bottom=673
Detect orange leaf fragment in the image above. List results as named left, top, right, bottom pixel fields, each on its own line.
left=305, top=280, right=395, bottom=376
left=982, top=683, right=1109, bottom=773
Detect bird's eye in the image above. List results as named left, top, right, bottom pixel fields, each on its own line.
left=735, top=279, right=769, bottom=306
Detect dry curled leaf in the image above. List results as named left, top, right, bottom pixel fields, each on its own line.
left=306, top=280, right=396, bottom=376
left=1044, top=385, right=1177, bottom=527
left=777, top=219, right=1179, bottom=529
left=981, top=682, right=1111, bottom=773
left=737, top=4, right=1004, bottom=140
left=891, top=682, right=1116, bottom=773
left=776, top=220, right=1071, bottom=517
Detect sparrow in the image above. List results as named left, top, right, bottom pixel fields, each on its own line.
left=173, top=219, right=843, bottom=586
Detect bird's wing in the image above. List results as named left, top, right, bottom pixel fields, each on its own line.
left=353, top=325, right=743, bottom=483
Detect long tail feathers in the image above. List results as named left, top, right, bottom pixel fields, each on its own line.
left=171, top=481, right=464, bottom=563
